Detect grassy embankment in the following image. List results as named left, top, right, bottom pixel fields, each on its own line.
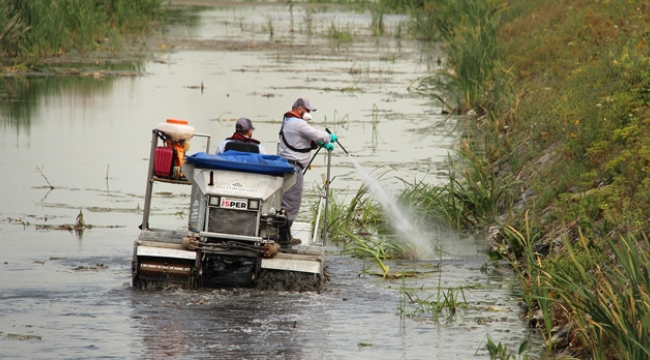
left=378, top=0, right=649, bottom=359
left=496, top=2, right=650, bottom=358
left=321, top=0, right=650, bottom=358
left=0, top=0, right=162, bottom=59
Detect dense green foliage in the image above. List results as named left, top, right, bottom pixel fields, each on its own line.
left=0, top=0, right=162, bottom=57
left=493, top=2, right=650, bottom=358
left=496, top=0, right=650, bottom=242
left=385, top=0, right=650, bottom=358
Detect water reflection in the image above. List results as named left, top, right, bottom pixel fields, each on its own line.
left=0, top=75, right=123, bottom=129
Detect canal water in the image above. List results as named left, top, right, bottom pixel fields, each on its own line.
left=0, top=2, right=542, bottom=359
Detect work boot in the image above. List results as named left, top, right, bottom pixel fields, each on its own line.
left=290, top=238, right=302, bottom=245
left=278, top=221, right=292, bottom=253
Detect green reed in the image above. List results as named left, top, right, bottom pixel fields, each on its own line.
left=483, top=336, right=532, bottom=360
left=369, top=2, right=385, bottom=36
left=343, top=231, right=396, bottom=277
left=401, top=143, right=510, bottom=229
left=0, top=0, right=162, bottom=58
left=397, top=273, right=467, bottom=320
left=407, top=0, right=502, bottom=113
left=327, top=21, right=353, bottom=43
left=498, top=213, right=556, bottom=351
left=310, top=182, right=385, bottom=244
left=540, top=233, right=650, bottom=359
left=263, top=15, right=274, bottom=39
left=497, top=213, right=650, bottom=358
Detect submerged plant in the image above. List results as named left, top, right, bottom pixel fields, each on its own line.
left=327, top=21, right=353, bottom=43
left=397, top=272, right=467, bottom=320
left=369, top=2, right=385, bottom=36
left=483, top=335, right=531, bottom=360
left=262, top=15, right=274, bottom=39
left=342, top=231, right=401, bottom=277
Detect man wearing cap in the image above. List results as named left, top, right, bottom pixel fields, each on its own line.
left=278, top=98, right=337, bottom=247
left=216, top=117, right=266, bottom=154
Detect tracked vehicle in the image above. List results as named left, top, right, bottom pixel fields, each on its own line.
left=132, top=124, right=329, bottom=291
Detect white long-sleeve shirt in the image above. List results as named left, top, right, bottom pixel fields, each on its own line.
left=278, top=115, right=330, bottom=167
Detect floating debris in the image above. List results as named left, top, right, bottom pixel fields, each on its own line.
left=72, top=264, right=107, bottom=272
left=6, top=333, right=42, bottom=341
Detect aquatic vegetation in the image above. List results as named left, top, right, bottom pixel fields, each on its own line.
left=377, top=0, right=422, bottom=14
left=327, top=21, right=353, bottom=43
left=344, top=231, right=395, bottom=277
left=496, top=213, right=650, bottom=358
left=483, top=336, right=532, bottom=360
left=401, top=144, right=512, bottom=229
left=312, top=181, right=385, bottom=242
left=397, top=274, right=468, bottom=320
left=316, top=180, right=433, bottom=275
left=262, top=15, right=274, bottom=39
left=540, top=233, right=650, bottom=359
left=0, top=0, right=162, bottom=58
left=407, top=0, right=503, bottom=114
left=35, top=166, right=55, bottom=190
left=368, top=2, right=385, bottom=36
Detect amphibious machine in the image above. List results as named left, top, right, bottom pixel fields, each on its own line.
left=132, top=120, right=328, bottom=291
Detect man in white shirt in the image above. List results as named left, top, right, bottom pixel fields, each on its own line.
left=278, top=98, right=337, bottom=247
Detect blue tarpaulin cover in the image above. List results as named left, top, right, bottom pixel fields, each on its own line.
left=185, top=151, right=296, bottom=176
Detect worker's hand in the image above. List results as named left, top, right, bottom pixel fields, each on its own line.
left=317, top=141, right=325, bottom=147
left=329, top=133, right=338, bottom=143
left=324, top=143, right=335, bottom=152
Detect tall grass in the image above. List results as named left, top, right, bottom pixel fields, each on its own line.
left=311, top=182, right=385, bottom=243
left=408, top=0, right=503, bottom=113
left=0, top=1, right=29, bottom=56
left=400, top=141, right=511, bottom=229
left=497, top=213, right=557, bottom=353
left=0, top=0, right=162, bottom=58
left=369, top=2, right=385, bottom=36
left=497, top=212, right=650, bottom=358
left=540, top=233, right=650, bottom=359
left=263, top=15, right=274, bottom=39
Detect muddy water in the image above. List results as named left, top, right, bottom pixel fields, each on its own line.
left=0, top=3, right=541, bottom=359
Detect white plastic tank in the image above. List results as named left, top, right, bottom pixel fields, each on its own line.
left=157, top=118, right=195, bottom=151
